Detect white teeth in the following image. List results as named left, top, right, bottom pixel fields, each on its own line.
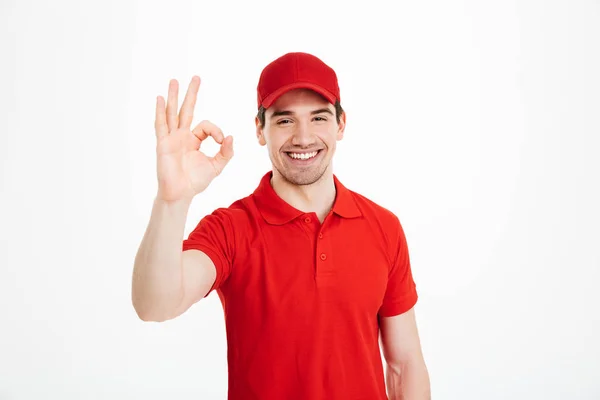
left=289, top=151, right=318, bottom=160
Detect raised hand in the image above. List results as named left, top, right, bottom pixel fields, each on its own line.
left=154, top=76, right=234, bottom=203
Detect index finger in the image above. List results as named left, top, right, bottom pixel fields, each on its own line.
left=191, top=120, right=225, bottom=144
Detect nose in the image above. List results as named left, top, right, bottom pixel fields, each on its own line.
left=291, top=121, right=315, bottom=147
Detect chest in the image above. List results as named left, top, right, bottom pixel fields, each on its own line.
left=222, top=217, right=391, bottom=318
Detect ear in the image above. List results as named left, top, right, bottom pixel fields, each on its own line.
left=336, top=111, right=346, bottom=141
left=255, top=116, right=267, bottom=146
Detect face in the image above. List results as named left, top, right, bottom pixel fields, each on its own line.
left=255, top=88, right=346, bottom=186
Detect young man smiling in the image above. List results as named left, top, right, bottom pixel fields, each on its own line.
left=132, top=52, right=430, bottom=399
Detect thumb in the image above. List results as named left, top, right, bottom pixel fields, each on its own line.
left=212, top=135, right=234, bottom=174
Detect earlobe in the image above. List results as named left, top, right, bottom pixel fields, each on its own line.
left=255, top=117, right=267, bottom=146
left=337, top=112, right=346, bottom=140
left=258, top=133, right=266, bottom=146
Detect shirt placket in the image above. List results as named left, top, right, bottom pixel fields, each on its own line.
left=299, top=213, right=336, bottom=287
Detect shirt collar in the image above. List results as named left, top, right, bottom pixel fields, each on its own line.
left=252, top=171, right=363, bottom=225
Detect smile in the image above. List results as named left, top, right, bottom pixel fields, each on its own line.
left=286, top=150, right=321, bottom=161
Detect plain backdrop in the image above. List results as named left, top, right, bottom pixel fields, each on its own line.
left=1, top=0, right=599, bottom=399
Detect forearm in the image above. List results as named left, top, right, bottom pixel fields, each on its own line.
left=386, top=360, right=431, bottom=400
left=132, top=196, right=192, bottom=321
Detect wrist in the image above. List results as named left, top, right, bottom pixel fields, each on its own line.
left=154, top=195, right=194, bottom=212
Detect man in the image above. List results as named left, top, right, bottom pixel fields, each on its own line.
left=132, top=52, right=430, bottom=400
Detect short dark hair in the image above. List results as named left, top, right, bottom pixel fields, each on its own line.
left=256, top=100, right=344, bottom=128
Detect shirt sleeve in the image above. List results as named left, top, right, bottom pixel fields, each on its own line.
left=182, top=208, right=235, bottom=298
left=378, top=215, right=418, bottom=317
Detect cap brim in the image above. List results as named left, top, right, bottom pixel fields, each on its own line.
left=261, top=82, right=337, bottom=108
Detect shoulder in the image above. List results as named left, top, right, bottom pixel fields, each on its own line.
left=203, top=195, right=255, bottom=228
left=345, top=188, right=408, bottom=257
left=200, top=191, right=269, bottom=237
left=348, top=189, right=402, bottom=228
left=344, top=191, right=407, bottom=265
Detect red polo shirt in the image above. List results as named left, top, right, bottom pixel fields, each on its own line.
left=182, top=171, right=418, bottom=400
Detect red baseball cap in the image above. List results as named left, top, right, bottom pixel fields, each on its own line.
left=257, top=52, right=341, bottom=109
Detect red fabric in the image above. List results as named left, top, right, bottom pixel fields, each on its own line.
left=257, top=52, right=341, bottom=109
left=183, top=171, right=418, bottom=400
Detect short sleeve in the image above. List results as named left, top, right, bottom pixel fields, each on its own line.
left=378, top=216, right=418, bottom=317
left=182, top=209, right=235, bottom=298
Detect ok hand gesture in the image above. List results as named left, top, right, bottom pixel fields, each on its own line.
left=154, top=76, right=234, bottom=203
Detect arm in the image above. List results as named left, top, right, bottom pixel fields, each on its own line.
left=132, top=76, right=233, bottom=322
left=380, top=307, right=431, bottom=400
left=131, top=196, right=216, bottom=322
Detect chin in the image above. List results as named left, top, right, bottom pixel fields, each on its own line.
left=285, top=174, right=322, bottom=186
left=278, top=165, right=329, bottom=186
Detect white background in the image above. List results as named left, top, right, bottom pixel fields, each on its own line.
left=1, top=0, right=599, bottom=399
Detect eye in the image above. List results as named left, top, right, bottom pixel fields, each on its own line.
left=277, top=119, right=292, bottom=125
left=313, top=116, right=328, bottom=122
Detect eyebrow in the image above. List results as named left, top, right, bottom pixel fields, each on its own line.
left=269, top=108, right=334, bottom=119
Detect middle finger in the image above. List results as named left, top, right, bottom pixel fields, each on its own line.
left=178, top=76, right=201, bottom=130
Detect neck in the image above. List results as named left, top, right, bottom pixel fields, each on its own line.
left=270, top=168, right=336, bottom=223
